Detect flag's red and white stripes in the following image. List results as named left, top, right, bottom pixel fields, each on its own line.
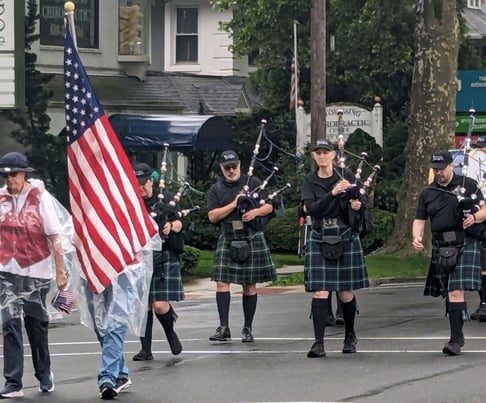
left=68, top=116, right=156, bottom=293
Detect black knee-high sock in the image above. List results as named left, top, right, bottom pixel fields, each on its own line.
left=216, top=291, right=231, bottom=327
left=243, top=294, right=257, bottom=328
left=140, top=310, right=153, bottom=353
left=327, top=291, right=334, bottom=315
left=156, top=306, right=177, bottom=337
left=481, top=276, right=486, bottom=303
left=341, top=297, right=357, bottom=334
left=311, top=298, right=328, bottom=343
left=448, top=302, right=466, bottom=343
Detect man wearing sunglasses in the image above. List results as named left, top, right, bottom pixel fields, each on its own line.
left=0, top=152, right=69, bottom=398
left=413, top=150, right=486, bottom=355
left=206, top=150, right=276, bottom=343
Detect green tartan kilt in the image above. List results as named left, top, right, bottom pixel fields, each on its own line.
left=304, top=228, right=369, bottom=292
left=424, top=237, right=481, bottom=298
left=211, top=227, right=276, bottom=285
left=148, top=250, right=185, bottom=303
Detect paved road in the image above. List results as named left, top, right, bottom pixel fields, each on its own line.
left=2, top=282, right=486, bottom=402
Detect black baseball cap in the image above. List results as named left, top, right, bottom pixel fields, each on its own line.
left=132, top=162, right=152, bottom=185
left=310, top=139, right=334, bottom=152
left=473, top=136, right=486, bottom=148
left=219, top=150, right=240, bottom=167
left=429, top=150, right=453, bottom=169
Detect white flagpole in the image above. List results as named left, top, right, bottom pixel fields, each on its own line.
left=64, top=2, right=78, bottom=49
left=293, top=20, right=299, bottom=114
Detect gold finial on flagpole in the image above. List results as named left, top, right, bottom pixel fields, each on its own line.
left=64, top=2, right=78, bottom=49
left=64, top=2, right=75, bottom=14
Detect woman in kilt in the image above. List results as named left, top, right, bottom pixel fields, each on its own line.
left=131, top=163, right=185, bottom=361
left=301, top=140, right=369, bottom=358
left=413, top=150, right=486, bottom=355
left=207, top=150, right=276, bottom=343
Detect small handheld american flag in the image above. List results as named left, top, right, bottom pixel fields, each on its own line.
left=51, top=289, right=75, bottom=314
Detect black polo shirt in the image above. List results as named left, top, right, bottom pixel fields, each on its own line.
left=415, top=174, right=483, bottom=232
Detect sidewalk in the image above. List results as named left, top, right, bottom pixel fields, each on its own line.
left=183, top=265, right=305, bottom=300
left=183, top=265, right=426, bottom=300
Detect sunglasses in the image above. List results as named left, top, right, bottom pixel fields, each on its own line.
left=0, top=172, right=20, bottom=179
left=223, top=164, right=238, bottom=171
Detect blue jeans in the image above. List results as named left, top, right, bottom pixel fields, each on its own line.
left=84, top=270, right=142, bottom=386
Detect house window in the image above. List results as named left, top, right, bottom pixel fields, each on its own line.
left=176, top=7, right=198, bottom=63
left=467, top=0, right=481, bottom=9
left=39, top=0, right=99, bottom=48
left=118, top=0, right=149, bottom=55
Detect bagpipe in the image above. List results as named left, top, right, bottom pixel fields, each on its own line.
left=150, top=143, right=201, bottom=245
left=236, top=119, right=292, bottom=231
left=297, top=109, right=380, bottom=256
left=453, top=109, right=485, bottom=234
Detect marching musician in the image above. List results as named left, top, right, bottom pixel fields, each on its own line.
left=467, top=136, right=486, bottom=322
left=301, top=140, right=369, bottom=358
left=132, top=162, right=184, bottom=361
left=413, top=150, right=486, bottom=355
left=207, top=150, right=276, bottom=343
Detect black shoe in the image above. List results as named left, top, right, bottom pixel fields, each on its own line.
left=326, top=314, right=336, bottom=326
left=335, top=314, right=344, bottom=326
left=443, top=341, right=462, bottom=356
left=342, top=332, right=358, bottom=354
left=99, top=383, right=118, bottom=400
left=241, top=327, right=254, bottom=342
left=478, top=303, right=486, bottom=322
left=114, top=377, right=132, bottom=394
left=307, top=341, right=326, bottom=358
left=132, top=349, right=154, bottom=361
left=470, top=304, right=481, bottom=320
left=167, top=331, right=183, bottom=355
left=209, top=326, right=231, bottom=342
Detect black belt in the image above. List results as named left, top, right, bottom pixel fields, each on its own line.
left=431, top=231, right=464, bottom=243
left=312, top=217, right=346, bottom=230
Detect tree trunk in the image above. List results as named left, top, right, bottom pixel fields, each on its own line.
left=310, top=0, right=326, bottom=144
left=384, top=0, right=459, bottom=255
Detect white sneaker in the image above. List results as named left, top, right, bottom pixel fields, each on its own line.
left=39, top=371, right=55, bottom=393
left=114, top=377, right=132, bottom=394
left=0, top=387, right=24, bottom=398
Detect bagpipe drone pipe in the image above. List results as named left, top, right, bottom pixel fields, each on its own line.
left=236, top=119, right=293, bottom=231
left=149, top=143, right=201, bottom=250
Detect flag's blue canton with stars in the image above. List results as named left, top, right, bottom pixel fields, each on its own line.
left=64, top=26, right=103, bottom=143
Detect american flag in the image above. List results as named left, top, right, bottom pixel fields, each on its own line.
left=289, top=56, right=298, bottom=111
left=51, top=289, right=75, bottom=314
left=64, top=21, right=157, bottom=294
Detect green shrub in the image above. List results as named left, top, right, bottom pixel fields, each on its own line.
left=180, top=245, right=201, bottom=274
left=361, top=209, right=395, bottom=254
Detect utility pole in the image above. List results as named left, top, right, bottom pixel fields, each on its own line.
left=310, top=0, right=326, bottom=143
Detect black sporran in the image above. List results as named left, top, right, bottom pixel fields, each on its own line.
left=321, top=235, right=344, bottom=260
left=230, top=240, right=250, bottom=263
left=437, top=246, right=460, bottom=274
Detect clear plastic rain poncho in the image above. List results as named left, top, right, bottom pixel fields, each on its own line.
left=73, top=224, right=160, bottom=338
left=0, top=179, right=75, bottom=325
